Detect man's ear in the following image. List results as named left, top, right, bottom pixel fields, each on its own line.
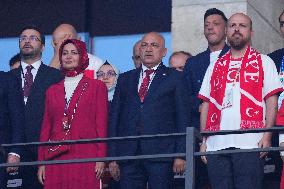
left=51, top=40, right=56, bottom=48
left=41, top=44, right=45, bottom=53
left=163, top=48, right=168, bottom=57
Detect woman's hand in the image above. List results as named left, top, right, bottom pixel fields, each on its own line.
left=95, top=162, right=105, bottom=179
left=37, top=166, right=45, bottom=185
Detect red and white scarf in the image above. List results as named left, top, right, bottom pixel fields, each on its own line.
left=205, top=46, right=264, bottom=131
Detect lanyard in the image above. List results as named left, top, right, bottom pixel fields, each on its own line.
left=280, top=55, right=284, bottom=73
left=279, top=56, right=284, bottom=83
left=62, top=82, right=88, bottom=130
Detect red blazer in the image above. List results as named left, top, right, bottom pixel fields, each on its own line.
left=38, top=76, right=108, bottom=161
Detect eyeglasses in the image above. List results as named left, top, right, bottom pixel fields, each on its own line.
left=19, top=35, right=41, bottom=42
left=140, top=42, right=160, bottom=49
left=280, top=21, right=284, bottom=28
left=97, top=70, right=117, bottom=78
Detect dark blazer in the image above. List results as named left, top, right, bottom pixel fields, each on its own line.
left=268, top=48, right=284, bottom=72
left=108, top=64, right=190, bottom=159
left=183, top=44, right=230, bottom=129
left=10, top=63, right=62, bottom=155
left=0, top=72, right=25, bottom=156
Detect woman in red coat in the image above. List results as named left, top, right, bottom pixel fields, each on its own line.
left=37, top=39, right=108, bottom=189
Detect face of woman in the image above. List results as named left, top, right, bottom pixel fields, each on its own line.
left=61, top=43, right=80, bottom=70
left=97, top=65, right=117, bottom=89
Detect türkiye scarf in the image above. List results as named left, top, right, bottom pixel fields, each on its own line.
left=205, top=46, right=264, bottom=131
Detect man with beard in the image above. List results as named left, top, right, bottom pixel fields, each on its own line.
left=10, top=26, right=62, bottom=189
left=198, top=13, right=282, bottom=189
left=183, top=8, right=229, bottom=188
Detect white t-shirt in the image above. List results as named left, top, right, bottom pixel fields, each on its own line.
left=199, top=54, right=282, bottom=151
left=209, top=50, right=222, bottom=65
left=64, top=73, right=83, bottom=103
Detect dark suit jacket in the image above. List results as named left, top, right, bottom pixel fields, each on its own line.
left=183, top=44, right=230, bottom=129
left=108, top=64, right=190, bottom=160
left=268, top=48, right=284, bottom=72
left=10, top=63, right=62, bottom=156
left=0, top=72, right=25, bottom=156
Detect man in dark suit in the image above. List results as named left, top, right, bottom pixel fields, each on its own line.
left=0, top=72, right=25, bottom=189
left=108, top=32, right=190, bottom=189
left=10, top=26, right=62, bottom=189
left=184, top=8, right=229, bottom=130
left=183, top=8, right=229, bottom=189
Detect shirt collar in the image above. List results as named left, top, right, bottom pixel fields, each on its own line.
left=141, top=62, right=161, bottom=72
left=21, top=60, right=42, bottom=71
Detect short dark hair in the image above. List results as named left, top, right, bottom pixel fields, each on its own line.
left=19, top=25, right=45, bottom=45
left=9, top=53, right=20, bottom=67
left=279, top=10, right=284, bottom=23
left=204, top=8, right=227, bottom=23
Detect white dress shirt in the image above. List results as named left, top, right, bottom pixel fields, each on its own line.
left=21, top=60, right=41, bottom=104
left=137, top=63, right=161, bottom=91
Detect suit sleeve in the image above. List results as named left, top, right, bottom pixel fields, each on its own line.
left=38, top=88, right=53, bottom=161
left=175, top=72, right=191, bottom=154
left=107, top=75, right=123, bottom=157
left=7, top=73, right=25, bottom=156
left=94, top=81, right=108, bottom=158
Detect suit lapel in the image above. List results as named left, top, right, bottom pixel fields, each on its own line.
left=219, top=43, right=230, bottom=57
left=56, top=80, right=65, bottom=112
left=15, top=67, right=23, bottom=89
left=131, top=68, right=141, bottom=102
left=204, top=48, right=211, bottom=68
left=13, top=67, right=25, bottom=104
left=144, top=64, right=167, bottom=102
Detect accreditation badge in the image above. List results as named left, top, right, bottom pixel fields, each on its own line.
left=222, top=88, right=233, bottom=109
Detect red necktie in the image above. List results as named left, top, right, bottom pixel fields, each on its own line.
left=23, top=65, right=33, bottom=97
left=138, top=69, right=154, bottom=102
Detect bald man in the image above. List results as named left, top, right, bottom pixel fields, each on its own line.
left=108, top=32, right=190, bottom=189
left=132, top=40, right=142, bottom=68
left=169, top=51, right=191, bottom=71
left=199, top=13, right=282, bottom=189
left=50, top=23, right=103, bottom=78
